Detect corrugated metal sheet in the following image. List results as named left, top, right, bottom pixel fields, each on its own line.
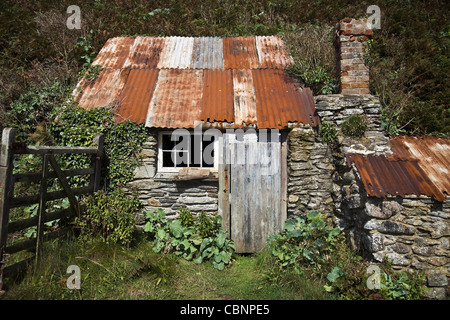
left=255, top=36, right=294, bottom=69
left=157, top=37, right=195, bottom=69
left=75, top=36, right=318, bottom=129
left=74, top=68, right=129, bottom=109
left=146, top=69, right=203, bottom=128
left=387, top=136, right=450, bottom=197
left=115, top=69, right=159, bottom=123
left=123, top=37, right=165, bottom=69
left=223, top=37, right=259, bottom=69
left=201, top=69, right=234, bottom=123
left=347, top=154, right=446, bottom=201
left=192, top=37, right=223, bottom=69
left=232, top=69, right=257, bottom=126
left=92, top=37, right=135, bottom=69
left=252, top=69, right=318, bottom=128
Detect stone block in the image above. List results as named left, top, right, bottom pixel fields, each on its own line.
left=362, top=232, right=384, bottom=252
left=426, top=270, right=448, bottom=287
left=134, top=165, right=156, bottom=179
left=424, top=287, right=447, bottom=300
left=364, top=220, right=416, bottom=235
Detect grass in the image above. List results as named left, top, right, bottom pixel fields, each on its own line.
left=1, top=234, right=335, bottom=300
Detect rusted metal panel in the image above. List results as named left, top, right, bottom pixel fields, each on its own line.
left=252, top=69, right=317, bottom=129
left=255, top=36, right=294, bottom=69
left=75, top=68, right=129, bottom=109
left=115, top=69, right=159, bottom=124
left=146, top=69, right=203, bottom=128
left=347, top=154, right=446, bottom=201
left=157, top=37, right=195, bottom=69
left=200, top=69, right=234, bottom=123
left=92, top=37, right=135, bottom=69
left=232, top=69, right=257, bottom=126
left=123, top=37, right=165, bottom=69
left=77, top=36, right=319, bottom=130
left=223, top=37, right=259, bottom=69
left=192, top=37, right=223, bottom=69
left=388, top=135, right=450, bottom=197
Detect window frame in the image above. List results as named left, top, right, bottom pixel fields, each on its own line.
left=157, top=130, right=219, bottom=173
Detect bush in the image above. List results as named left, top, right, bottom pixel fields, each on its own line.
left=267, top=210, right=428, bottom=300
left=75, top=188, right=141, bottom=246
left=320, top=120, right=337, bottom=143
left=341, top=115, right=368, bottom=137
left=267, top=211, right=340, bottom=274
left=143, top=208, right=235, bottom=270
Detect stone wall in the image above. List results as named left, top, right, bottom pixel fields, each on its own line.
left=123, top=131, right=219, bottom=228
left=286, top=125, right=335, bottom=218
left=314, top=94, right=390, bottom=156
left=313, top=93, right=449, bottom=298
left=337, top=165, right=450, bottom=299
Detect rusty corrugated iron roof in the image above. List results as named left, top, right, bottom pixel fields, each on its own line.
left=115, top=69, right=159, bottom=123
left=201, top=69, right=234, bottom=123
left=145, top=69, right=203, bottom=128
left=123, top=37, right=165, bottom=69
left=75, top=36, right=317, bottom=129
left=347, top=154, right=446, bottom=202
left=232, top=69, right=257, bottom=126
left=387, top=135, right=450, bottom=197
left=252, top=69, right=319, bottom=128
left=223, top=37, right=259, bottom=69
left=255, top=36, right=294, bottom=69
left=74, top=68, right=130, bottom=109
left=92, top=37, right=135, bottom=69
left=89, top=36, right=294, bottom=70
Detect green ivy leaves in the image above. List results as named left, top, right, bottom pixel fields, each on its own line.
left=48, top=105, right=149, bottom=190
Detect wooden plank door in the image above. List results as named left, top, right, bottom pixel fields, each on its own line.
left=222, top=131, right=286, bottom=253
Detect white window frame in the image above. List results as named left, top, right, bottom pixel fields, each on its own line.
left=157, top=130, right=219, bottom=173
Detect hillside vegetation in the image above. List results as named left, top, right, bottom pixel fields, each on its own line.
left=0, top=0, right=448, bottom=137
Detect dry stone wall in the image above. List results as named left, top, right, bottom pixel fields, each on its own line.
left=337, top=165, right=449, bottom=299
left=311, top=93, right=449, bottom=298
left=286, top=125, right=335, bottom=219
left=314, top=94, right=390, bottom=156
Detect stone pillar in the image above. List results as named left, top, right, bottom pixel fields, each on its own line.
left=336, top=18, right=373, bottom=94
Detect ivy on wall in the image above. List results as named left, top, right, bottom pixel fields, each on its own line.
left=49, top=104, right=149, bottom=191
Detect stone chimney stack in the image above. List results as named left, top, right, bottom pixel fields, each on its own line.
left=336, top=18, right=373, bottom=94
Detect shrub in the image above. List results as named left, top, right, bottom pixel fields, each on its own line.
left=143, top=208, right=235, bottom=270
left=75, top=188, right=140, bottom=246
left=320, top=120, right=337, bottom=143
left=267, top=211, right=340, bottom=274
left=341, top=115, right=368, bottom=137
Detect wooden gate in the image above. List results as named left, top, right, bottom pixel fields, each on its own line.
left=0, top=128, right=103, bottom=289
left=219, top=131, right=287, bottom=253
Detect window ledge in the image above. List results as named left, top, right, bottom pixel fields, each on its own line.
left=154, top=168, right=218, bottom=181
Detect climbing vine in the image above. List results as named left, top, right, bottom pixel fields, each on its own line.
left=48, top=104, right=149, bottom=190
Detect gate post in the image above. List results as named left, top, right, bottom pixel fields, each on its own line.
left=0, top=128, right=16, bottom=290
left=91, top=134, right=104, bottom=193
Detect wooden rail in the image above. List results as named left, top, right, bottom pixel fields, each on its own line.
left=0, top=128, right=103, bottom=289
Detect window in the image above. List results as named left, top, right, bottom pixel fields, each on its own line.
left=158, top=131, right=218, bottom=172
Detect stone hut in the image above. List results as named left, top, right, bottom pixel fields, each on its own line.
left=73, top=18, right=449, bottom=297
left=73, top=35, right=321, bottom=253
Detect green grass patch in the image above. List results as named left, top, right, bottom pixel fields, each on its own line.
left=1, top=235, right=335, bottom=300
